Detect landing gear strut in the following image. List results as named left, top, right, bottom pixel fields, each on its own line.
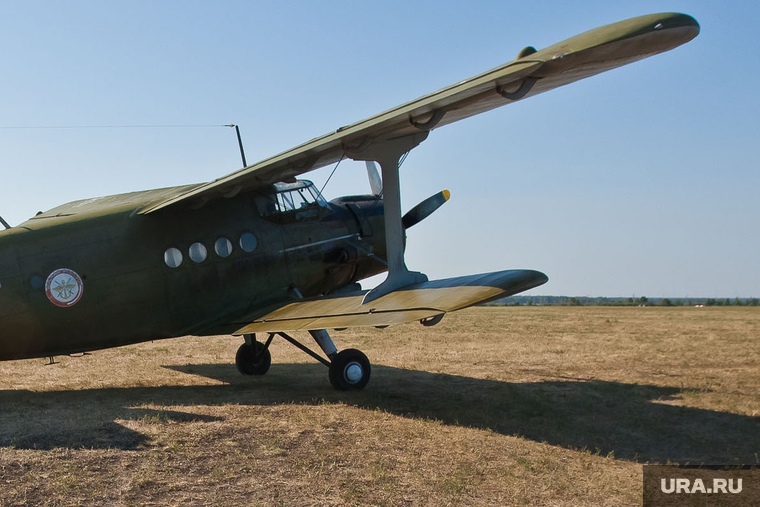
left=234, top=330, right=371, bottom=390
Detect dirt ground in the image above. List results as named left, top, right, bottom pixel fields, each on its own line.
left=0, top=306, right=758, bottom=506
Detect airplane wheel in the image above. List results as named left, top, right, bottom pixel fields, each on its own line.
left=235, top=342, right=271, bottom=376
left=329, top=349, right=371, bottom=390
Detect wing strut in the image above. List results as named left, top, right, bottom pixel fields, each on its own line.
left=346, top=132, right=429, bottom=303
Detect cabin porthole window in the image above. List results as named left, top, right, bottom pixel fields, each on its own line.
left=215, top=237, right=233, bottom=258
left=188, top=242, right=208, bottom=263
left=164, top=248, right=183, bottom=268
left=240, top=232, right=258, bottom=253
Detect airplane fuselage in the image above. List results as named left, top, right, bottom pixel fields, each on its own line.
left=0, top=185, right=386, bottom=360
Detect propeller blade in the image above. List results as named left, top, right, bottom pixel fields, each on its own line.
left=402, top=190, right=450, bottom=229
left=365, top=161, right=383, bottom=195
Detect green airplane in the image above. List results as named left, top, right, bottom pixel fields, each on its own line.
left=0, top=13, right=698, bottom=390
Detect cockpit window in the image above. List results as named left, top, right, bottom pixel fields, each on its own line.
left=277, top=188, right=309, bottom=212
left=306, top=183, right=328, bottom=206
left=260, top=180, right=327, bottom=216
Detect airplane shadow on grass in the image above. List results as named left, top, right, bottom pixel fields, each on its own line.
left=0, top=363, right=757, bottom=463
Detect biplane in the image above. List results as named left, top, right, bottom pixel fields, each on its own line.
left=0, top=13, right=698, bottom=389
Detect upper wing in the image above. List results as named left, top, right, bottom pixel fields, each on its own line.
left=232, top=269, right=547, bottom=333
left=140, top=13, right=698, bottom=215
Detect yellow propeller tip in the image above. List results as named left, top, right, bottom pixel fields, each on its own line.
left=443, top=189, right=451, bottom=201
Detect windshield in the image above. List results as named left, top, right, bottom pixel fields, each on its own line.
left=260, top=180, right=328, bottom=216
left=274, top=181, right=326, bottom=211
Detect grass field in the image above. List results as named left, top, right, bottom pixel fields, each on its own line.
left=1, top=306, right=758, bottom=506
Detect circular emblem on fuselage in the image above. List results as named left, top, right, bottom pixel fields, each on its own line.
left=45, top=268, right=84, bottom=307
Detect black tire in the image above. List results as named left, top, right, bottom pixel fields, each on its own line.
left=235, top=341, right=271, bottom=376
left=329, top=349, right=371, bottom=390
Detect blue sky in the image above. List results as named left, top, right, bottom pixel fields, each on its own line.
left=0, top=1, right=757, bottom=297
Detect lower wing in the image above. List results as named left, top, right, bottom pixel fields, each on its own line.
left=234, top=269, right=548, bottom=334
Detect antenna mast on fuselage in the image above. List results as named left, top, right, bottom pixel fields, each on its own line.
left=225, top=124, right=247, bottom=168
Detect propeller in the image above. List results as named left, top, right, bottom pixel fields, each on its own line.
left=365, top=160, right=449, bottom=228
left=365, top=161, right=383, bottom=195
left=402, top=190, right=450, bottom=229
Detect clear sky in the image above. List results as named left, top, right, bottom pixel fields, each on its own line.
left=0, top=1, right=757, bottom=297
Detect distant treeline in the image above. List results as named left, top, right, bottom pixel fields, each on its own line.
left=485, top=296, right=759, bottom=307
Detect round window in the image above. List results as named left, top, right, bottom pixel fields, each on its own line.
left=214, top=237, right=233, bottom=258
left=240, top=232, right=258, bottom=253
left=164, top=248, right=183, bottom=268
left=189, top=242, right=208, bottom=263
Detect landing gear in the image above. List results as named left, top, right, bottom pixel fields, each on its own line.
left=235, top=337, right=272, bottom=376
left=234, top=330, right=371, bottom=390
left=329, top=349, right=371, bottom=390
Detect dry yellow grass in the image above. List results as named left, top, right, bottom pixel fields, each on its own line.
left=0, top=306, right=758, bottom=506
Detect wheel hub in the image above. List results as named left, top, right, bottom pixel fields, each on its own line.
left=344, top=362, right=363, bottom=383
